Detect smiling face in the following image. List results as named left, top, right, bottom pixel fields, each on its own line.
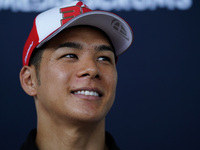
left=33, top=26, right=118, bottom=124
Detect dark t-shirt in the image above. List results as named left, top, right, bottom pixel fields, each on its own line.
left=21, top=129, right=120, bottom=150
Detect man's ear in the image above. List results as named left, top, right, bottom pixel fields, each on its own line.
left=19, top=66, right=37, bottom=96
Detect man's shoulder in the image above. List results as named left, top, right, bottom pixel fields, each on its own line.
left=106, top=131, right=121, bottom=150
left=20, top=129, right=38, bottom=150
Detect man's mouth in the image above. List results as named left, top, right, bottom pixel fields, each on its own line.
left=71, top=89, right=102, bottom=97
left=74, top=90, right=100, bottom=97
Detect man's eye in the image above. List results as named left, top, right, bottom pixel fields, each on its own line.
left=63, top=54, right=78, bottom=59
left=98, top=56, right=111, bottom=62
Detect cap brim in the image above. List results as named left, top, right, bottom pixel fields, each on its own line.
left=37, top=11, right=133, bottom=56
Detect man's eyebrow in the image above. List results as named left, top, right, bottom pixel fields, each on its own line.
left=95, top=45, right=115, bottom=53
left=55, top=42, right=82, bottom=50
left=55, top=42, right=115, bottom=54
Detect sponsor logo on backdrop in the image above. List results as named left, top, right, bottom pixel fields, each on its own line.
left=0, top=0, right=193, bottom=12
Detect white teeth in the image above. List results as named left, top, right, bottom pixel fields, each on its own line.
left=74, top=90, right=99, bottom=97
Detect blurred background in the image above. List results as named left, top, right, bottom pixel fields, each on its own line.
left=0, top=0, right=200, bottom=149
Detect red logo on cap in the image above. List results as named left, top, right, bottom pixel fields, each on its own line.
left=60, top=1, right=91, bottom=25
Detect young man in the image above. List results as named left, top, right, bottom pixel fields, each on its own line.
left=20, top=1, right=133, bottom=150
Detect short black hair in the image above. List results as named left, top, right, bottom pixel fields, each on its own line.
left=29, top=43, right=47, bottom=84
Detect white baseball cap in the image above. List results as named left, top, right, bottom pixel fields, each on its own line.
left=22, top=1, right=134, bottom=66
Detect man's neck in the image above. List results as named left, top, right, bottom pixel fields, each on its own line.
left=36, top=118, right=108, bottom=150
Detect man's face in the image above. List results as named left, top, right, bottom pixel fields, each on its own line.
left=34, top=26, right=118, bottom=124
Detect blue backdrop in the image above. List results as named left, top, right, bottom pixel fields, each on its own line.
left=0, top=0, right=200, bottom=149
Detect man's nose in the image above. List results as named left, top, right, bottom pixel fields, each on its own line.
left=76, top=59, right=101, bottom=79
